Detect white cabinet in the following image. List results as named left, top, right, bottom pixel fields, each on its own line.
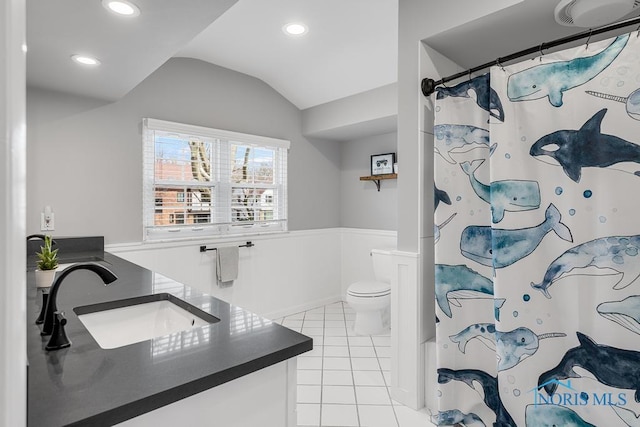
left=118, top=359, right=297, bottom=427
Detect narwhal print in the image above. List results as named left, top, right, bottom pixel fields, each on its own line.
left=449, top=323, right=566, bottom=371
left=531, top=235, right=640, bottom=298
left=434, top=213, right=456, bottom=244
left=586, top=88, right=640, bottom=121
left=434, top=185, right=455, bottom=244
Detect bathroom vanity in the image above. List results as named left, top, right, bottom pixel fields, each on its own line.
left=26, top=239, right=311, bottom=426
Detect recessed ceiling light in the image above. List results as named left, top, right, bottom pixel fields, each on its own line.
left=283, top=23, right=308, bottom=36
left=102, top=0, right=140, bottom=17
left=71, top=55, right=101, bottom=66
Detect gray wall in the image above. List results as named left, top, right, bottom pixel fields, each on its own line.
left=26, top=58, right=341, bottom=244
left=340, top=132, right=397, bottom=230
left=302, top=84, right=397, bottom=141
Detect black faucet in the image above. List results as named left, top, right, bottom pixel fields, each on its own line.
left=41, top=263, right=118, bottom=340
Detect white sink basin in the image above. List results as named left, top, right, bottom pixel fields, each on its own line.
left=75, top=294, right=218, bottom=349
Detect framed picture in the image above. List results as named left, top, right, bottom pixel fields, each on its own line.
left=371, top=153, right=395, bottom=175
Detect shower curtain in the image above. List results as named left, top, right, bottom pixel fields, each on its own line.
left=433, top=31, right=640, bottom=427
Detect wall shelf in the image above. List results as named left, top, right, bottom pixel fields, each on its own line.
left=359, top=173, right=397, bottom=191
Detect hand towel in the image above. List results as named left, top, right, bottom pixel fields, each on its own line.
left=216, top=246, right=239, bottom=287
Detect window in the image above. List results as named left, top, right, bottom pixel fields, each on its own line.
left=143, top=118, right=289, bottom=241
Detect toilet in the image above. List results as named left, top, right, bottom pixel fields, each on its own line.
left=346, top=248, right=392, bottom=336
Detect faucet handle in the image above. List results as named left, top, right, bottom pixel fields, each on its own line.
left=45, top=311, right=71, bottom=351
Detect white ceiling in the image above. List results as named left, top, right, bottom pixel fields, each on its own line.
left=25, top=0, right=640, bottom=110
left=176, top=0, right=399, bottom=110
left=26, top=0, right=237, bottom=101
left=424, top=0, right=640, bottom=72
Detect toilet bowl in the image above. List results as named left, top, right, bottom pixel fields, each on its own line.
left=346, top=248, right=392, bottom=336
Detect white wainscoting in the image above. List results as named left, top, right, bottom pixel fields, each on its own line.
left=108, top=229, right=344, bottom=320
left=108, top=228, right=398, bottom=320
left=389, top=249, right=423, bottom=410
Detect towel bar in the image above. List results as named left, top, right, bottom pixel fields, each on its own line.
left=199, top=241, right=254, bottom=252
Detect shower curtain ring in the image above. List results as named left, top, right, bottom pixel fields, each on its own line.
left=636, top=23, right=640, bottom=37
left=496, top=58, right=505, bottom=72
left=538, top=43, right=545, bottom=61
left=468, top=69, right=472, bottom=81
left=585, top=29, right=593, bottom=49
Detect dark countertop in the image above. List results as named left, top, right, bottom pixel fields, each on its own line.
left=27, top=251, right=312, bottom=426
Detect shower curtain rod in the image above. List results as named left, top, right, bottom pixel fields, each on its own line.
left=421, top=16, right=640, bottom=97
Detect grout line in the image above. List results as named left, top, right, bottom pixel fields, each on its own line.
left=298, top=302, right=412, bottom=427
left=374, top=341, right=400, bottom=427
left=318, top=305, right=325, bottom=427
left=342, top=302, right=361, bottom=427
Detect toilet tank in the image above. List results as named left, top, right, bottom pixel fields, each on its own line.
left=371, top=248, right=393, bottom=283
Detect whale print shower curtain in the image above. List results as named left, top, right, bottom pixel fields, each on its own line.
left=434, top=32, right=640, bottom=427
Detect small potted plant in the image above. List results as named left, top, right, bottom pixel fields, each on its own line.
left=35, top=235, right=58, bottom=288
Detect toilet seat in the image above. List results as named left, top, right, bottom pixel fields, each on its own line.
left=347, top=281, right=390, bottom=298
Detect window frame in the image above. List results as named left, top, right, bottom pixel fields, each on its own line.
left=143, top=118, right=289, bottom=242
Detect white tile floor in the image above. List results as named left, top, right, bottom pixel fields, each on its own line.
left=274, top=301, right=436, bottom=427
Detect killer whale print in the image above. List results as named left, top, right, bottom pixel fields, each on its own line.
left=435, top=264, right=496, bottom=318
left=430, top=409, right=486, bottom=427
left=531, top=235, right=640, bottom=298
left=530, top=108, right=640, bottom=182
left=435, top=74, right=505, bottom=122
left=460, top=159, right=540, bottom=223
left=434, top=124, right=496, bottom=164
left=449, top=323, right=565, bottom=371
left=434, top=184, right=451, bottom=211
left=437, top=368, right=516, bottom=427
left=538, top=332, right=640, bottom=402
left=461, top=203, right=573, bottom=268
left=525, top=404, right=596, bottom=427
left=507, top=34, right=629, bottom=107
left=597, top=296, right=640, bottom=335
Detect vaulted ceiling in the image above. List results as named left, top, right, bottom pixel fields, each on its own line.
left=26, top=0, right=640, bottom=110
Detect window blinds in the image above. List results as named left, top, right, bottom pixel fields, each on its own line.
left=143, top=119, right=289, bottom=241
